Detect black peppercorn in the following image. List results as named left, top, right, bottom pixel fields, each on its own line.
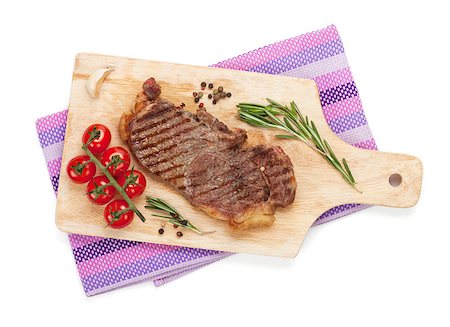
left=212, top=100, right=217, bottom=105
left=177, top=231, right=183, bottom=237
left=227, top=92, right=231, bottom=97
left=158, top=228, right=164, bottom=235
left=208, top=94, right=212, bottom=99
left=201, top=82, right=206, bottom=88
left=194, top=97, right=200, bottom=103
left=208, top=83, right=213, bottom=89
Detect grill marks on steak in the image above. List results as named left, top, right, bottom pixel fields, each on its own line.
left=185, top=148, right=274, bottom=221
left=125, top=78, right=296, bottom=229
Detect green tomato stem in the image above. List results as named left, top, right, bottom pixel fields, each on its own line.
left=82, top=144, right=146, bottom=222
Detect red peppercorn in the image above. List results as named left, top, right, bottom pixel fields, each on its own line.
left=199, top=102, right=204, bottom=108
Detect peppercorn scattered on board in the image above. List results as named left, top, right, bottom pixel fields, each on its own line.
left=55, top=53, right=423, bottom=258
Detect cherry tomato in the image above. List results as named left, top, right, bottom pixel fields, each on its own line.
left=82, top=124, right=111, bottom=154
left=100, top=146, right=131, bottom=177
left=66, top=155, right=96, bottom=184
left=86, top=175, right=116, bottom=205
left=104, top=199, right=134, bottom=228
left=117, top=169, right=147, bottom=199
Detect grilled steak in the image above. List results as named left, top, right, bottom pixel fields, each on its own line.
left=120, top=78, right=296, bottom=229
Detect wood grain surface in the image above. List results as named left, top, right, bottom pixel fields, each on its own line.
left=55, top=53, right=423, bottom=257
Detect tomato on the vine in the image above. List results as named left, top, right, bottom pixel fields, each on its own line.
left=66, top=155, right=96, bottom=184
left=117, top=168, right=147, bottom=199
left=104, top=199, right=134, bottom=228
left=100, top=146, right=131, bottom=177
left=82, top=124, right=111, bottom=154
left=86, top=175, right=116, bottom=205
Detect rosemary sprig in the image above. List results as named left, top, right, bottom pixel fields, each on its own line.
left=145, top=196, right=212, bottom=235
left=237, top=99, right=361, bottom=193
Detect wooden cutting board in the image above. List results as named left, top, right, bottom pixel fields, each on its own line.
left=55, top=53, right=423, bottom=258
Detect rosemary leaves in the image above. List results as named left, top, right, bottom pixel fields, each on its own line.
left=145, top=196, right=208, bottom=235
left=237, top=99, right=360, bottom=192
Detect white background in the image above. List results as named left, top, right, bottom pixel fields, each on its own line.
left=1, top=1, right=449, bottom=326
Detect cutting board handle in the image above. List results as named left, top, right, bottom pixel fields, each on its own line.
left=333, top=150, right=423, bottom=209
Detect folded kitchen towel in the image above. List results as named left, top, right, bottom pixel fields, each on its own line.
left=36, top=24, right=377, bottom=296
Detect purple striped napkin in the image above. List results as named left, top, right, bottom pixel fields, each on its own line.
left=36, top=25, right=377, bottom=296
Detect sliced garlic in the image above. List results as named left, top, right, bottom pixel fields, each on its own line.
left=86, top=65, right=115, bottom=98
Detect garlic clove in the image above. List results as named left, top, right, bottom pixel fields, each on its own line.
left=86, top=65, right=115, bottom=98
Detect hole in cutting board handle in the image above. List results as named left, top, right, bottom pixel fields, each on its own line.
left=389, top=173, right=402, bottom=187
